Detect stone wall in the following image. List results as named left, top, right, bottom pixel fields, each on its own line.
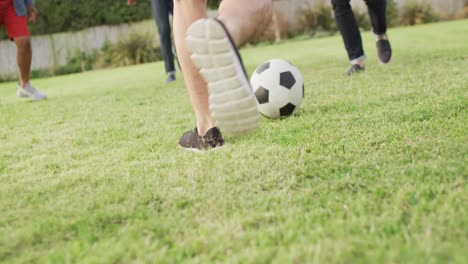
left=0, top=21, right=156, bottom=79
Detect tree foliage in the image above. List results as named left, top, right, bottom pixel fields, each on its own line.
left=15, top=0, right=223, bottom=37
left=28, top=0, right=152, bottom=35
left=1, top=0, right=222, bottom=40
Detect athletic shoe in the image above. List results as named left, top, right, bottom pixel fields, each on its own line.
left=185, top=18, right=259, bottom=136
left=346, top=64, right=365, bottom=76
left=16, top=82, right=47, bottom=101
left=377, top=39, right=392, bottom=64
left=179, top=127, right=225, bottom=152
left=167, top=72, right=176, bottom=83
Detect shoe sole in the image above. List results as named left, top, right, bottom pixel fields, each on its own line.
left=16, top=89, right=28, bottom=98
left=379, top=58, right=392, bottom=64
left=17, top=88, right=47, bottom=101
left=178, top=144, right=226, bottom=153
left=185, top=19, right=259, bottom=136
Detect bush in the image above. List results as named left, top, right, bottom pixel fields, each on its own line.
left=299, top=2, right=337, bottom=36
left=400, top=0, right=440, bottom=25
left=1, top=49, right=99, bottom=82
left=461, top=2, right=468, bottom=18
left=300, top=4, right=317, bottom=35
left=315, top=3, right=337, bottom=32
left=26, top=0, right=152, bottom=37
left=386, top=0, right=400, bottom=27
left=95, top=30, right=162, bottom=68
left=50, top=49, right=99, bottom=76
left=207, top=0, right=222, bottom=9
left=30, top=69, right=50, bottom=80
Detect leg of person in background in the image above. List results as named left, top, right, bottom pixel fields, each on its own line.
left=14, top=36, right=32, bottom=88
left=14, top=36, right=47, bottom=100
left=3, top=0, right=47, bottom=100
left=331, top=0, right=366, bottom=75
left=174, top=0, right=272, bottom=151
left=151, top=0, right=176, bottom=83
left=364, top=0, right=392, bottom=63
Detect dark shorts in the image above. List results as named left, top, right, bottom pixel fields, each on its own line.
left=0, top=0, right=30, bottom=40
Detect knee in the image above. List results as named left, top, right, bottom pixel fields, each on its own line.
left=218, top=0, right=273, bottom=46
left=250, top=0, right=273, bottom=29
left=331, top=0, right=351, bottom=11
left=331, top=0, right=352, bottom=16
left=14, top=37, right=31, bottom=51
left=254, top=0, right=272, bottom=17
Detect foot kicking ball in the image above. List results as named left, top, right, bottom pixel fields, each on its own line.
left=250, top=59, right=304, bottom=119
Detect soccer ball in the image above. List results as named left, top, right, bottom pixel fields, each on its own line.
left=250, top=59, right=304, bottom=119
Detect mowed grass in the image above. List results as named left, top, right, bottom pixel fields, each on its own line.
left=0, top=20, right=467, bottom=263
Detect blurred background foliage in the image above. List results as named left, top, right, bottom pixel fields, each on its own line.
left=0, top=0, right=222, bottom=39
left=1, top=0, right=466, bottom=81
left=29, top=0, right=153, bottom=35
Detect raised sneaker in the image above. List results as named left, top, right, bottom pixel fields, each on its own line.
left=377, top=39, right=392, bottom=64
left=185, top=18, right=259, bottom=136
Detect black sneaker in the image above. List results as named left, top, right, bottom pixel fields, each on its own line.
left=377, top=39, right=392, bottom=64
left=166, top=72, right=176, bottom=83
left=178, top=127, right=225, bottom=152
left=346, top=64, right=365, bottom=76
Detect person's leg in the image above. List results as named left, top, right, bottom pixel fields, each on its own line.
left=175, top=0, right=272, bottom=150
left=331, top=0, right=366, bottom=71
left=4, top=2, right=46, bottom=100
left=173, top=0, right=212, bottom=135
left=13, top=36, right=47, bottom=100
left=217, top=0, right=272, bottom=47
left=14, top=36, right=32, bottom=87
left=151, top=0, right=176, bottom=81
left=183, top=0, right=271, bottom=136
left=364, top=0, right=392, bottom=63
left=364, top=0, right=387, bottom=36
left=186, top=0, right=271, bottom=136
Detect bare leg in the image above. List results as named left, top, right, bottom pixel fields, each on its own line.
left=218, top=0, right=272, bottom=47
left=14, top=36, right=32, bottom=88
left=173, top=0, right=212, bottom=135
left=174, top=0, right=272, bottom=136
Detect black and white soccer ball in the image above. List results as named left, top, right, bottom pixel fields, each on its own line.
left=250, top=59, right=304, bottom=119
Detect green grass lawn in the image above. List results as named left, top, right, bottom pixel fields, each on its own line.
left=1, top=20, right=467, bottom=263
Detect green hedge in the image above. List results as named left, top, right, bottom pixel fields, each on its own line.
left=0, top=0, right=223, bottom=40
left=0, top=0, right=152, bottom=39
left=30, top=0, right=152, bottom=34
left=207, top=0, right=222, bottom=9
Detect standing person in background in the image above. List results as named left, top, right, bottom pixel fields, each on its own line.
left=0, top=0, right=47, bottom=100
left=128, top=0, right=177, bottom=83
left=331, top=0, right=392, bottom=75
